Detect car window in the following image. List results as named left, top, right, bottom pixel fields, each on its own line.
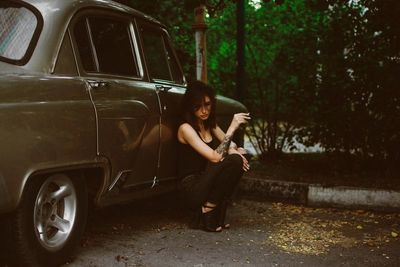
left=89, top=17, right=138, bottom=76
left=54, top=32, right=78, bottom=76
left=73, top=15, right=139, bottom=77
left=74, top=18, right=97, bottom=72
left=0, top=2, right=41, bottom=64
left=139, top=24, right=183, bottom=84
left=164, top=39, right=184, bottom=84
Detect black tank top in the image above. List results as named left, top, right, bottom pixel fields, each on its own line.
left=178, top=130, right=219, bottom=178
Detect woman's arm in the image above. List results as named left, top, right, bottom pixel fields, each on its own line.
left=178, top=113, right=250, bottom=163
left=212, top=124, right=251, bottom=171
left=213, top=113, right=250, bottom=158
left=212, top=126, right=237, bottom=149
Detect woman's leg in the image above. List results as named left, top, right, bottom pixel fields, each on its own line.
left=205, top=154, right=244, bottom=204
left=202, top=154, right=244, bottom=229
left=181, top=171, right=224, bottom=232
left=186, top=154, right=244, bottom=231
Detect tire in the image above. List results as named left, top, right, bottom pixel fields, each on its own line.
left=9, top=173, right=88, bottom=267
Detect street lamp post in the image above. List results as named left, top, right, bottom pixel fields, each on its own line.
left=192, top=5, right=208, bottom=83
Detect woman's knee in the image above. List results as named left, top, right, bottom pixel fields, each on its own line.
left=224, top=154, right=243, bottom=167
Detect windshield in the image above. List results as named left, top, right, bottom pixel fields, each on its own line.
left=0, top=2, right=39, bottom=64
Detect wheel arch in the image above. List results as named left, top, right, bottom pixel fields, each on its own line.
left=21, top=163, right=108, bottom=210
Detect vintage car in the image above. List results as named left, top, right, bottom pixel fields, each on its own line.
left=0, top=0, right=246, bottom=266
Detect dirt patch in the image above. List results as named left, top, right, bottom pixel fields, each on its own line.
left=237, top=200, right=400, bottom=256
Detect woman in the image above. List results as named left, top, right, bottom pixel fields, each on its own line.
left=178, top=80, right=250, bottom=232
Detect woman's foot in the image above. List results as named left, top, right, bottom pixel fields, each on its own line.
left=218, top=201, right=230, bottom=229
left=201, top=203, right=222, bottom=232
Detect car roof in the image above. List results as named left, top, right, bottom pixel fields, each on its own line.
left=15, top=0, right=164, bottom=73
left=25, top=0, right=163, bottom=26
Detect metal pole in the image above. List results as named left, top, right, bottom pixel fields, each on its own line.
left=236, top=0, right=245, bottom=101
left=192, top=5, right=208, bottom=83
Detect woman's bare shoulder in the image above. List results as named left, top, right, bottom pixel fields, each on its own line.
left=178, top=123, right=196, bottom=143
left=178, top=122, right=194, bottom=132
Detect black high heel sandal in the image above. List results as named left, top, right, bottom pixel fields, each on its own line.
left=201, top=204, right=222, bottom=232
left=218, top=201, right=230, bottom=229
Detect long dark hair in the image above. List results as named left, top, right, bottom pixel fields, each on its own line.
left=181, top=80, right=217, bottom=131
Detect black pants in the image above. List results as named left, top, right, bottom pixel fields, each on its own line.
left=180, top=154, right=244, bottom=210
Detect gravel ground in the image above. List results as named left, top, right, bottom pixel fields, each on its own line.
left=1, top=194, right=399, bottom=267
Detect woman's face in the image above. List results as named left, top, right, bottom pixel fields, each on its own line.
left=193, top=95, right=212, bottom=122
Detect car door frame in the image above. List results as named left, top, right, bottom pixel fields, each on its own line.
left=135, top=19, right=187, bottom=185
left=68, top=8, right=163, bottom=194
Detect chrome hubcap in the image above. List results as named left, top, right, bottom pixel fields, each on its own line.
left=34, top=174, right=77, bottom=251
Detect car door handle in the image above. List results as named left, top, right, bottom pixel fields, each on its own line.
left=88, top=80, right=108, bottom=90
left=155, top=85, right=172, bottom=93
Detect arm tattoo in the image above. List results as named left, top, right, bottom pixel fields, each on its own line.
left=215, top=134, right=233, bottom=158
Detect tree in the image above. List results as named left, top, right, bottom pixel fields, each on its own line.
left=207, top=0, right=321, bottom=159
left=308, top=0, right=400, bottom=169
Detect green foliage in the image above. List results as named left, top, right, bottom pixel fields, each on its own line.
left=207, top=0, right=399, bottom=168
left=115, top=0, right=400, bottom=169
left=207, top=0, right=322, bottom=158
left=308, top=0, right=400, bottom=168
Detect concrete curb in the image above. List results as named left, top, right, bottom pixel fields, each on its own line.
left=239, top=178, right=309, bottom=204
left=239, top=177, right=400, bottom=211
left=308, top=185, right=400, bottom=211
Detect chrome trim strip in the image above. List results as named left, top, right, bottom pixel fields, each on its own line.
left=108, top=170, right=132, bottom=191
left=151, top=176, right=158, bottom=188
left=85, top=18, right=100, bottom=71
left=130, top=22, right=144, bottom=78
left=86, top=80, right=100, bottom=155
left=67, top=30, right=80, bottom=76
left=155, top=89, right=162, bottom=180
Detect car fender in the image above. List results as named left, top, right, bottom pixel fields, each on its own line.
left=0, top=74, right=97, bottom=213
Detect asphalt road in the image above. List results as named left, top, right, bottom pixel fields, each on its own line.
left=1, top=194, right=400, bottom=266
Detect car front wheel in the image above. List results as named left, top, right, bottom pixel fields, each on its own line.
left=9, top=173, right=87, bottom=266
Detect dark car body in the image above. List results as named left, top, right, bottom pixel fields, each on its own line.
left=0, top=0, right=246, bottom=265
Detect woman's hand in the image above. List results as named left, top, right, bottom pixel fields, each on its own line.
left=241, top=153, right=250, bottom=171
left=228, top=147, right=250, bottom=172
left=237, top=147, right=247, bottom=154
left=229, top=113, right=251, bottom=131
